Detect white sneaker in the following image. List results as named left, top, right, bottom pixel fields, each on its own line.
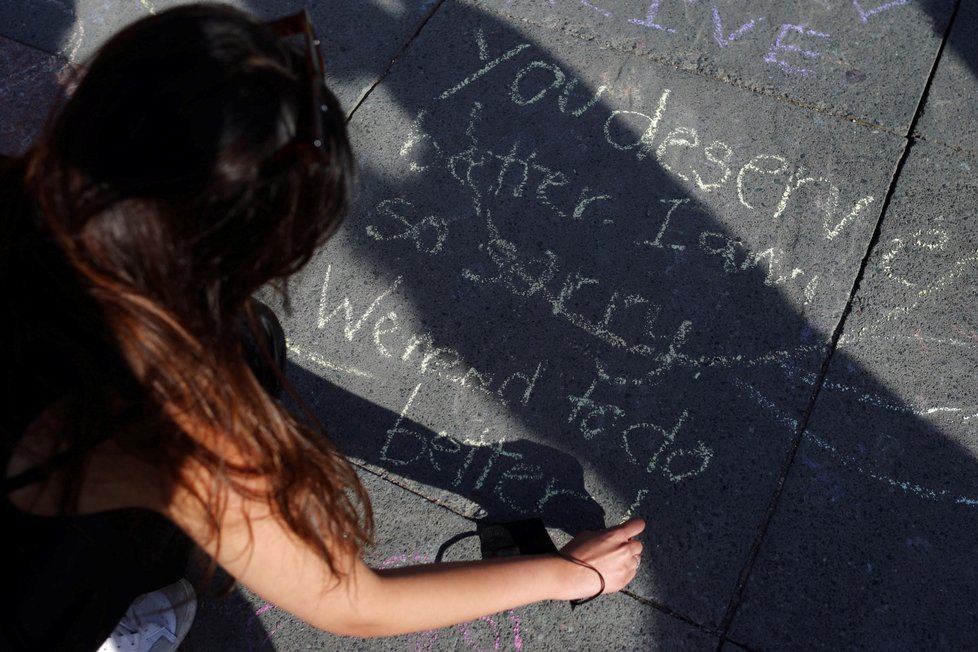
left=98, top=578, right=197, bottom=652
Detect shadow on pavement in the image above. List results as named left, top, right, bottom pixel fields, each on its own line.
left=265, top=1, right=978, bottom=649
left=2, top=0, right=975, bottom=649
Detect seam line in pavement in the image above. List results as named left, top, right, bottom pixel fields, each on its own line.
left=468, top=7, right=928, bottom=137
left=345, top=0, right=449, bottom=123
left=619, top=588, right=723, bottom=637
left=0, top=32, right=69, bottom=60
left=339, top=3, right=915, bottom=137
left=911, top=131, right=978, bottom=161
left=351, top=458, right=478, bottom=521
left=712, top=0, right=963, bottom=647
left=324, top=0, right=965, bottom=644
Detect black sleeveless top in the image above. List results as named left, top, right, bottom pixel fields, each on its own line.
left=1, top=460, right=193, bottom=651
left=0, top=154, right=194, bottom=650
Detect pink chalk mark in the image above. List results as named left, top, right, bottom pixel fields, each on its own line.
left=628, top=0, right=677, bottom=33
left=265, top=622, right=287, bottom=638
left=508, top=610, right=524, bottom=650
left=711, top=6, right=760, bottom=48
left=246, top=603, right=286, bottom=651
left=853, top=0, right=910, bottom=24
left=952, top=324, right=978, bottom=343
left=764, top=24, right=830, bottom=77
left=488, top=615, right=502, bottom=650
left=415, top=629, right=440, bottom=651
left=460, top=614, right=503, bottom=650
left=379, top=554, right=408, bottom=569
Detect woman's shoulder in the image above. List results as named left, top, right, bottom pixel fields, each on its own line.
left=5, top=400, right=168, bottom=518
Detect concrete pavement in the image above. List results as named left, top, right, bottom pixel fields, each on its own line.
left=2, top=1, right=975, bottom=649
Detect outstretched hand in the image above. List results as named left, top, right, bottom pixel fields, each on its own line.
left=558, top=517, right=646, bottom=601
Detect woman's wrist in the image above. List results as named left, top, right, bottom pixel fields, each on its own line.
left=554, top=551, right=605, bottom=604
left=544, top=551, right=604, bottom=602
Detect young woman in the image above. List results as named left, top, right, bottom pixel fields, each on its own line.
left=1, top=4, right=645, bottom=650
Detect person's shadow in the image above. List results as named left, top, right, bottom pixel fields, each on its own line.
left=259, top=1, right=978, bottom=649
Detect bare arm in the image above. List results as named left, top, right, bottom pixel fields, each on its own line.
left=168, top=480, right=645, bottom=637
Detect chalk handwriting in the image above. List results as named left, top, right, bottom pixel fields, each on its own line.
left=736, top=156, right=877, bottom=239
left=389, top=79, right=873, bottom=349
left=581, top=0, right=611, bottom=18
left=697, top=232, right=812, bottom=290
left=463, top=211, right=669, bottom=354
left=712, top=6, right=761, bottom=48
left=382, top=384, right=594, bottom=513
left=567, top=365, right=714, bottom=481
left=882, top=232, right=978, bottom=301
left=386, top=82, right=841, bottom=366
left=511, top=61, right=565, bottom=106
left=287, top=340, right=373, bottom=380
left=881, top=228, right=950, bottom=286
left=637, top=198, right=690, bottom=251
left=316, top=264, right=549, bottom=402
left=303, top=26, right=898, bottom=514
left=400, top=106, right=610, bottom=223
left=439, top=30, right=531, bottom=100
left=737, top=376, right=978, bottom=508
left=651, top=129, right=736, bottom=192
left=620, top=488, right=649, bottom=522
left=853, top=0, right=911, bottom=24
left=603, top=90, right=672, bottom=161
left=533, top=0, right=919, bottom=78
left=418, top=29, right=877, bottom=245
left=764, top=24, right=830, bottom=77
left=628, top=0, right=677, bottom=33
left=876, top=229, right=978, bottom=323
left=318, top=264, right=403, bottom=337
left=367, top=198, right=450, bottom=254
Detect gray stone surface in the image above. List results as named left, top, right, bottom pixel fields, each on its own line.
left=730, top=140, right=978, bottom=650
left=916, top=0, right=978, bottom=154
left=719, top=643, right=751, bottom=652
left=275, top=0, right=904, bottom=629
left=184, top=469, right=716, bottom=650
left=3, top=0, right=976, bottom=648
left=469, top=0, right=956, bottom=132
left=0, top=36, right=68, bottom=156
left=0, top=0, right=439, bottom=113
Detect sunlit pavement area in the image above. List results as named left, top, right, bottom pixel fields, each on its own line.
left=2, top=1, right=976, bottom=650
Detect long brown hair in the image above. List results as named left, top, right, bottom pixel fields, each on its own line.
left=1, top=3, right=371, bottom=576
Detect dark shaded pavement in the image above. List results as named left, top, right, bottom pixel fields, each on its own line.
left=2, top=1, right=975, bottom=649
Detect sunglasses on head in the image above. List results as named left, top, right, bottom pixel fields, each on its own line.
left=264, top=9, right=329, bottom=163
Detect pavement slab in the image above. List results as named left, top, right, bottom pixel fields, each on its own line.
left=0, top=36, right=69, bottom=156
left=719, top=643, right=751, bottom=652
left=275, top=0, right=905, bottom=629
left=729, top=139, right=978, bottom=650
left=0, top=0, right=439, bottom=113
left=468, top=0, right=956, bottom=133
left=3, top=0, right=973, bottom=648
left=184, top=469, right=718, bottom=650
left=915, top=0, right=978, bottom=155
